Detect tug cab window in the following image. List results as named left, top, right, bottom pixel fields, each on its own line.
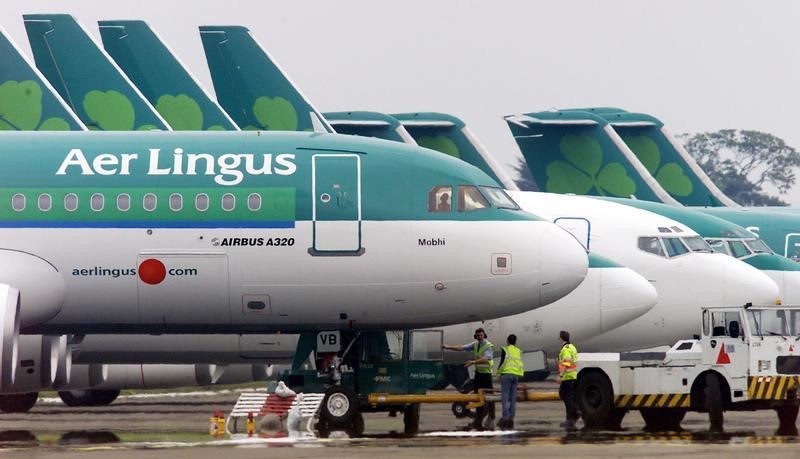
left=428, top=186, right=452, bottom=212
left=458, top=185, right=489, bottom=212
left=638, top=236, right=665, bottom=257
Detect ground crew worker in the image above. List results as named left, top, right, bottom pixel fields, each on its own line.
left=557, top=330, right=579, bottom=430
left=497, top=334, right=524, bottom=429
left=443, top=327, right=496, bottom=430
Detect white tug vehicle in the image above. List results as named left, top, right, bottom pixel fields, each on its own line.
left=576, top=304, right=800, bottom=432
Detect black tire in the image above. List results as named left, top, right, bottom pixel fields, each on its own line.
left=321, top=386, right=358, bottom=427
left=451, top=402, right=475, bottom=419
left=404, top=404, right=421, bottom=436
left=640, top=408, right=686, bottom=431
left=58, top=390, right=93, bottom=407
left=605, top=408, right=627, bottom=430
left=776, top=404, right=799, bottom=431
left=88, top=390, right=120, bottom=406
left=0, top=393, right=38, bottom=413
left=576, top=371, right=614, bottom=429
left=349, top=414, right=365, bottom=437
left=704, top=373, right=724, bottom=432
left=315, top=420, right=331, bottom=438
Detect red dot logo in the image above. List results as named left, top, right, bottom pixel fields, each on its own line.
left=138, top=258, right=166, bottom=285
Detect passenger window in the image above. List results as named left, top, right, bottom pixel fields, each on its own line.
left=64, top=193, right=78, bottom=212
left=11, top=193, right=25, bottom=211
left=195, top=193, right=209, bottom=212
left=143, top=193, right=157, bottom=212
left=663, top=237, right=689, bottom=257
left=728, top=240, right=751, bottom=258
left=90, top=193, right=104, bottom=211
left=706, top=239, right=730, bottom=255
left=428, top=186, right=452, bottom=212
left=222, top=193, right=235, bottom=211
left=38, top=194, right=52, bottom=212
left=638, top=236, right=665, bottom=257
left=458, top=186, right=489, bottom=212
left=248, top=193, right=261, bottom=211
left=117, top=194, right=131, bottom=212
left=169, top=193, right=183, bottom=211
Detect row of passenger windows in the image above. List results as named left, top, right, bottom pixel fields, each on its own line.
left=10, top=192, right=265, bottom=213
left=427, top=185, right=519, bottom=213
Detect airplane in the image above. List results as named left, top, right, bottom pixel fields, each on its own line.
left=505, top=109, right=800, bottom=262
left=194, top=27, right=779, bottom=362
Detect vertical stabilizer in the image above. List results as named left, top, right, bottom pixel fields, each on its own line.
left=199, top=25, right=332, bottom=133
left=392, top=112, right=517, bottom=190
left=98, top=20, right=238, bottom=131
left=505, top=110, right=679, bottom=204
left=598, top=111, right=737, bottom=207
left=323, top=111, right=416, bottom=143
left=23, top=14, right=170, bottom=130
left=0, top=26, right=84, bottom=131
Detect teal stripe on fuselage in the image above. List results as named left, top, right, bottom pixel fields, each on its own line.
left=588, top=252, right=623, bottom=268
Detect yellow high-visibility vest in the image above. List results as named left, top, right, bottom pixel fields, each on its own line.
left=474, top=340, right=494, bottom=374
left=558, top=343, right=578, bottom=381
left=498, top=344, right=525, bottom=376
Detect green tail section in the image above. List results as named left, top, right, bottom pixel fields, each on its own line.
left=504, top=110, right=678, bottom=203
left=596, top=111, right=737, bottom=207
left=323, top=111, right=411, bottom=143
left=98, top=20, right=237, bottom=131
left=199, top=25, right=332, bottom=133
left=391, top=112, right=514, bottom=189
left=23, top=14, right=169, bottom=131
left=0, top=27, right=84, bottom=131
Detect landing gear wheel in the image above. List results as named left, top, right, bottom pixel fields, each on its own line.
left=640, top=408, right=686, bottom=431
left=576, top=371, right=614, bottom=429
left=704, top=373, right=724, bottom=432
left=0, top=392, right=38, bottom=413
left=451, top=402, right=475, bottom=419
left=321, top=386, right=358, bottom=427
left=58, top=390, right=93, bottom=407
left=89, top=390, right=120, bottom=406
left=776, top=405, right=799, bottom=434
left=404, top=404, right=421, bottom=436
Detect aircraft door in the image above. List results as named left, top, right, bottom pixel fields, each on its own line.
left=554, top=217, right=591, bottom=251
left=311, top=154, right=362, bottom=254
left=784, top=233, right=800, bottom=261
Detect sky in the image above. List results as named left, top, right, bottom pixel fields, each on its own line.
left=3, top=0, right=800, bottom=202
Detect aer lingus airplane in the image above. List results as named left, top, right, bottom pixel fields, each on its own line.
left=332, top=112, right=780, bottom=353
left=0, top=22, right=280, bottom=409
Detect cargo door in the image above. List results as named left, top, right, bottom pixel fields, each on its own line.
left=311, top=154, right=362, bottom=254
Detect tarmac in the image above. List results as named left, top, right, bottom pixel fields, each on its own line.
left=0, top=379, right=798, bottom=458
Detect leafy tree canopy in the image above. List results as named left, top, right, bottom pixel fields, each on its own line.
left=679, top=130, right=800, bottom=206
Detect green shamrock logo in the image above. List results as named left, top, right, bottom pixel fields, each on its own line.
left=545, top=134, right=636, bottom=197
left=250, top=96, right=298, bottom=131
left=417, top=135, right=460, bottom=158
left=0, top=80, right=70, bottom=131
left=83, top=90, right=136, bottom=130
left=155, top=94, right=203, bottom=130
left=624, top=135, right=693, bottom=196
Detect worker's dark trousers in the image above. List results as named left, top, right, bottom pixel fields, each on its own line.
left=559, top=380, right=579, bottom=421
left=473, top=372, right=496, bottom=425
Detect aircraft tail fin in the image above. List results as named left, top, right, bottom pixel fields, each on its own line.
left=199, top=25, right=332, bottom=133
left=504, top=110, right=679, bottom=204
left=323, top=111, right=416, bottom=144
left=598, top=111, right=738, bottom=207
left=23, top=14, right=170, bottom=130
left=0, top=26, right=85, bottom=131
left=98, top=20, right=238, bottom=131
left=391, top=112, right=518, bottom=190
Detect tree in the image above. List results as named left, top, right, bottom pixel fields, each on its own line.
left=678, top=130, right=800, bottom=206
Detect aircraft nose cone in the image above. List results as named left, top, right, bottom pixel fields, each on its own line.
left=539, top=225, right=589, bottom=306
left=599, top=267, right=658, bottom=332
left=718, top=257, right=781, bottom=305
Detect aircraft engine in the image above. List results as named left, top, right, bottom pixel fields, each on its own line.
left=0, top=250, right=65, bottom=328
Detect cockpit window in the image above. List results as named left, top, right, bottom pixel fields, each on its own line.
left=458, top=186, right=490, bottom=212
left=428, top=186, right=452, bottom=213
left=663, top=237, right=689, bottom=257
left=681, top=236, right=713, bottom=253
left=706, top=239, right=731, bottom=255
left=658, top=227, right=672, bottom=233
left=745, top=238, right=773, bottom=254
left=638, top=236, right=665, bottom=257
left=479, top=186, right=519, bottom=210
left=728, top=240, right=751, bottom=258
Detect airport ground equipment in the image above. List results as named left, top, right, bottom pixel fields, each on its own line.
left=575, top=304, right=800, bottom=432
left=226, top=390, right=324, bottom=435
